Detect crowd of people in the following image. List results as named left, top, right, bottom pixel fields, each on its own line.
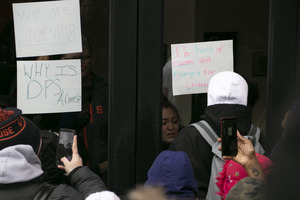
left=1, top=67, right=300, bottom=199
left=0, top=1, right=297, bottom=197
left=145, top=71, right=300, bottom=200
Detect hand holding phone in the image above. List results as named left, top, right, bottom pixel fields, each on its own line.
left=221, top=117, right=237, bottom=157
left=57, top=133, right=83, bottom=175
left=221, top=131, right=266, bottom=180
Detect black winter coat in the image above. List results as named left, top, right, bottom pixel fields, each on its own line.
left=0, top=166, right=107, bottom=200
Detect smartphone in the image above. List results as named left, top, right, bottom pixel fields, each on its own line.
left=221, top=117, right=237, bottom=157
left=56, top=128, right=76, bottom=165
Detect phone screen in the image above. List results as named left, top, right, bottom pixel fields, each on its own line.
left=56, top=128, right=75, bottom=165
left=221, top=117, right=237, bottom=156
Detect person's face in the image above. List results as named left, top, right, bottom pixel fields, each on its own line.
left=162, top=107, right=179, bottom=144
left=80, top=0, right=96, bottom=21
left=62, top=48, right=92, bottom=79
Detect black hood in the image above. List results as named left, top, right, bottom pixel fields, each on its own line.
left=201, top=104, right=252, bottom=137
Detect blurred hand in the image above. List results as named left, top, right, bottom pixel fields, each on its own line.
left=57, top=135, right=83, bottom=175
left=99, top=161, right=108, bottom=175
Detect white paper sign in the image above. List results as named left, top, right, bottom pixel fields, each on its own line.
left=171, top=40, right=233, bottom=96
left=13, top=0, right=82, bottom=58
left=17, top=60, right=82, bottom=114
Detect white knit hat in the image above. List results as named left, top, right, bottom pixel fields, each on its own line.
left=85, top=191, right=120, bottom=200
left=207, top=71, right=248, bottom=106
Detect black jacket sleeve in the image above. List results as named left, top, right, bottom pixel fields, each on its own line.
left=69, top=166, right=107, bottom=198
left=47, top=166, right=107, bottom=200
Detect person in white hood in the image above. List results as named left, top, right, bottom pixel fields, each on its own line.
left=169, top=71, right=267, bottom=200
left=0, top=107, right=119, bottom=200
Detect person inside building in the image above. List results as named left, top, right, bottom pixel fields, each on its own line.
left=59, top=35, right=109, bottom=183
left=22, top=36, right=108, bottom=185
left=162, top=97, right=181, bottom=150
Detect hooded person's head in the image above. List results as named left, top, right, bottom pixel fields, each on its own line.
left=207, top=71, right=248, bottom=107
left=0, top=107, right=41, bottom=154
left=145, top=150, right=198, bottom=199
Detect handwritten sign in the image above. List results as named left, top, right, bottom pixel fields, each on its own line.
left=13, top=0, right=82, bottom=58
left=17, top=60, right=82, bottom=114
left=171, top=40, right=233, bottom=96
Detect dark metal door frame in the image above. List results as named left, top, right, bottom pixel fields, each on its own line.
left=108, top=0, right=163, bottom=195
left=267, top=0, right=299, bottom=154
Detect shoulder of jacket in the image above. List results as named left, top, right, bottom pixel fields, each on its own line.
left=178, top=125, right=202, bottom=135
left=49, top=184, right=84, bottom=200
